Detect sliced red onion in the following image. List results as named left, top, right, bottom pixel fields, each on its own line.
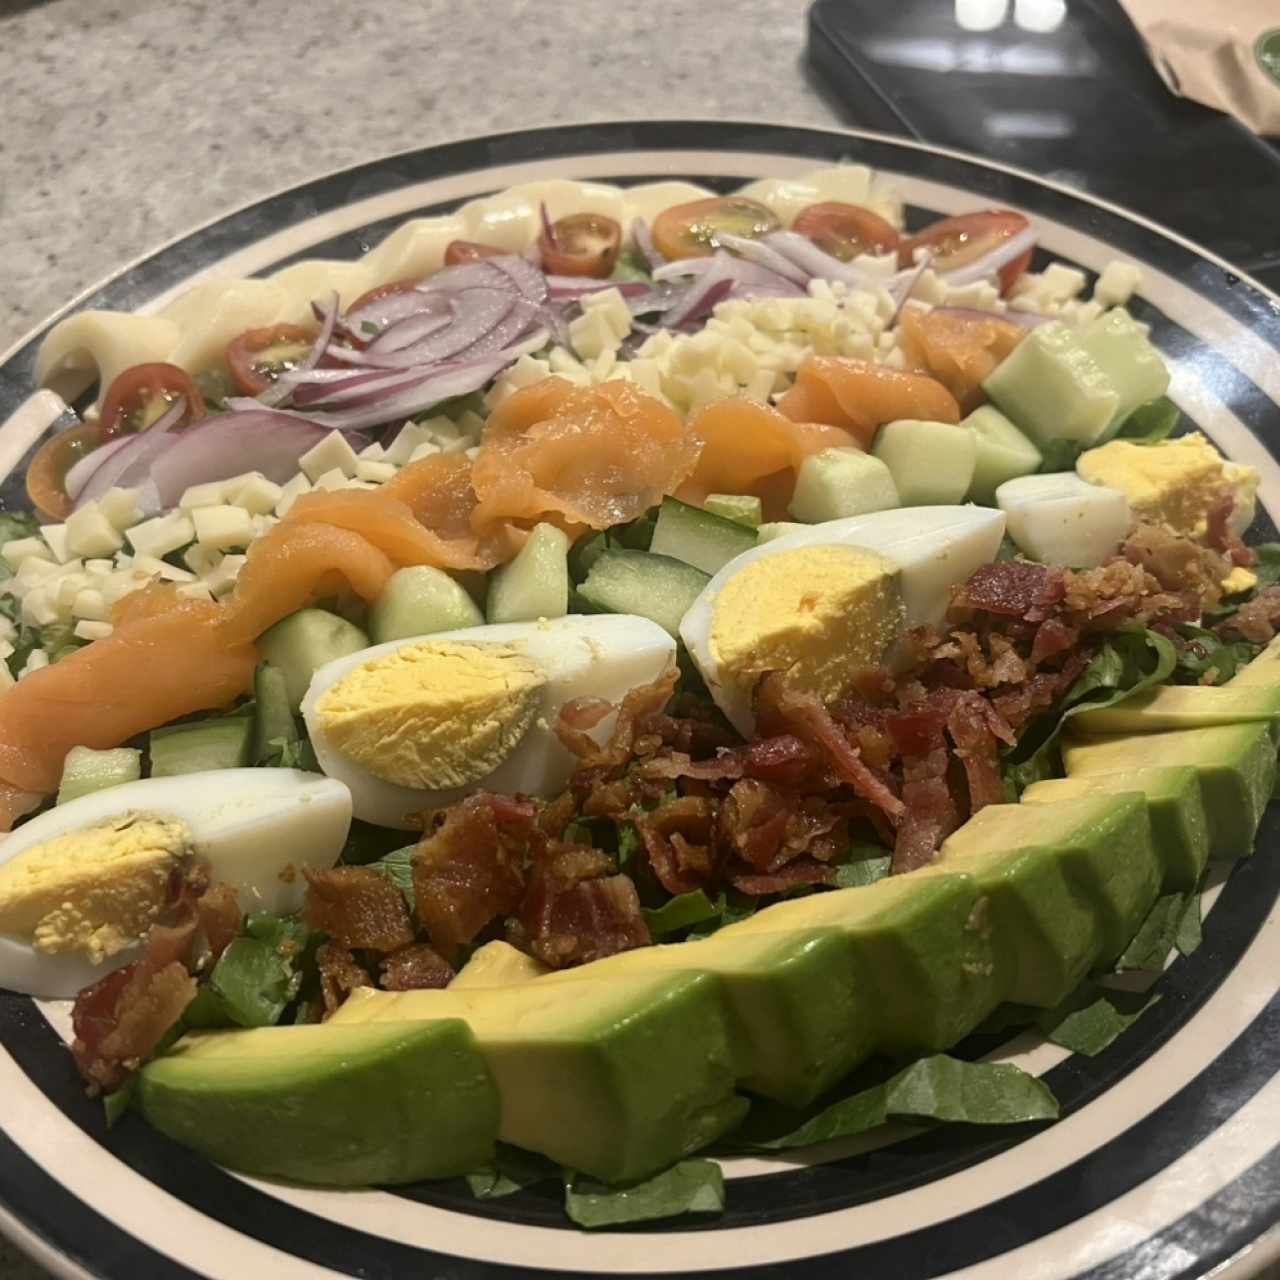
left=760, top=231, right=888, bottom=291
left=713, top=232, right=811, bottom=287
left=662, top=255, right=739, bottom=330
left=148, top=412, right=366, bottom=508
left=292, top=368, right=427, bottom=410
left=543, top=276, right=652, bottom=300
left=74, top=419, right=182, bottom=510
left=888, top=250, right=934, bottom=325
left=365, top=300, right=453, bottom=354
left=934, top=225, right=1038, bottom=287
left=341, top=288, right=432, bottom=336
left=64, top=434, right=133, bottom=502
left=259, top=292, right=339, bottom=407
left=466, top=297, right=545, bottom=356
left=489, top=254, right=548, bottom=305
left=420, top=260, right=512, bottom=295
left=539, top=202, right=558, bottom=250
left=630, top=218, right=662, bottom=272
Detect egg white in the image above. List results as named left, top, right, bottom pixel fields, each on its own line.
left=302, top=614, right=678, bottom=829
left=680, top=505, right=1007, bottom=735
left=0, top=768, right=352, bottom=999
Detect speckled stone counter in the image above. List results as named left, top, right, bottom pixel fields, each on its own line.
left=0, top=0, right=834, bottom=358
left=0, top=1, right=828, bottom=1275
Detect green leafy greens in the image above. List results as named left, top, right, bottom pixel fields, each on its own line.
left=563, top=1160, right=725, bottom=1228
left=1035, top=983, right=1161, bottom=1056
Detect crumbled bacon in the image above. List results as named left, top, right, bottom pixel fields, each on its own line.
left=730, top=858, right=835, bottom=895
left=954, top=561, right=1064, bottom=619
left=379, top=943, right=454, bottom=991
left=196, top=883, right=241, bottom=963
left=1221, top=585, right=1280, bottom=643
left=303, top=867, right=415, bottom=953
left=1206, top=493, right=1257, bottom=566
left=316, top=942, right=371, bottom=1014
left=412, top=794, right=532, bottom=954
left=635, top=795, right=718, bottom=895
left=512, top=844, right=649, bottom=968
left=947, top=694, right=1007, bottom=813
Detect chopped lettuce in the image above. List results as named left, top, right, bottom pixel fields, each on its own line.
left=368, top=844, right=417, bottom=911
left=736, top=1054, right=1059, bottom=1151
left=1117, top=891, right=1202, bottom=970
left=835, top=848, right=892, bottom=888
left=1036, top=982, right=1161, bottom=1055
left=563, top=1159, right=725, bottom=1228
left=1170, top=624, right=1258, bottom=685
left=466, top=1144, right=559, bottom=1199
left=643, top=889, right=720, bottom=939
left=1114, top=396, right=1180, bottom=444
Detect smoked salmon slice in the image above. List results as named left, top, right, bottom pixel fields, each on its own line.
left=776, top=357, right=961, bottom=446
left=898, top=309, right=1026, bottom=414
left=676, top=398, right=854, bottom=520
left=0, top=597, right=257, bottom=818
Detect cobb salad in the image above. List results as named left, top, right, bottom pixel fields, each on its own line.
left=0, top=164, right=1276, bottom=1227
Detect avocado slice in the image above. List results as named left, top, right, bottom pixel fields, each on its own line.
left=1071, top=684, right=1280, bottom=736
left=1022, top=766, right=1209, bottom=891
left=330, top=971, right=748, bottom=1185
left=138, top=1020, right=498, bottom=1186
left=449, top=940, right=549, bottom=988
left=921, top=793, right=1159, bottom=1006
left=1064, top=722, right=1277, bottom=860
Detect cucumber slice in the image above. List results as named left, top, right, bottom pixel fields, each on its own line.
left=150, top=718, right=253, bottom=777
left=57, top=746, right=142, bottom=805
left=486, top=523, right=571, bottom=623
left=257, top=608, right=370, bottom=711
left=963, top=405, right=1042, bottom=504
left=370, top=566, right=484, bottom=643
left=757, top=521, right=808, bottom=543
left=578, top=549, right=710, bottom=638
left=788, top=448, right=899, bottom=522
left=253, top=663, right=299, bottom=764
left=649, top=497, right=756, bottom=575
left=704, top=494, right=763, bottom=528
left=872, top=419, right=976, bottom=505
left=568, top=530, right=611, bottom=584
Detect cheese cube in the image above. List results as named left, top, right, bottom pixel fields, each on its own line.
left=65, top=504, right=125, bottom=558
left=299, top=430, right=359, bottom=481
left=384, top=423, right=438, bottom=466
left=274, top=473, right=312, bottom=518
left=2, top=538, right=52, bottom=572
left=40, top=524, right=71, bottom=563
left=132, top=555, right=195, bottom=583
left=357, top=442, right=386, bottom=461
left=251, top=514, right=279, bottom=539
left=457, top=410, right=487, bottom=439
left=192, top=505, right=255, bottom=551
left=55, top=573, right=91, bottom=610
left=73, top=621, right=113, bottom=642
left=356, top=460, right=397, bottom=484
left=228, top=473, right=284, bottom=515
left=21, top=589, right=58, bottom=627
left=14, top=556, right=60, bottom=589
left=127, top=512, right=196, bottom=560
left=570, top=310, right=620, bottom=361
left=19, top=649, right=49, bottom=678
left=183, top=544, right=221, bottom=576
left=312, top=468, right=348, bottom=492
left=99, top=487, right=144, bottom=530
left=204, top=554, right=246, bottom=598
left=1094, top=261, right=1142, bottom=308
left=580, top=286, right=632, bottom=341
left=84, top=558, right=114, bottom=578
left=175, top=582, right=215, bottom=603
left=341, top=479, right=377, bottom=491
left=408, top=443, right=443, bottom=464
left=179, top=479, right=230, bottom=510
left=71, top=589, right=109, bottom=622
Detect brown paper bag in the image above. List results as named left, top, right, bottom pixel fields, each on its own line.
left=1118, top=0, right=1280, bottom=135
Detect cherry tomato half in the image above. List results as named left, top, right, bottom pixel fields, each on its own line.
left=225, top=323, right=317, bottom=396
left=792, top=201, right=900, bottom=262
left=444, top=240, right=505, bottom=266
left=97, top=363, right=206, bottom=441
left=538, top=213, right=622, bottom=278
left=651, top=197, right=781, bottom=262
left=897, top=210, right=1033, bottom=294
left=26, top=424, right=101, bottom=520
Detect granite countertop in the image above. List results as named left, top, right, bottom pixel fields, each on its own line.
left=0, top=1, right=830, bottom=1275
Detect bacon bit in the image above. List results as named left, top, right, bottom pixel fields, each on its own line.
left=947, top=694, right=1007, bottom=813
left=730, top=858, right=835, bottom=896
left=559, top=697, right=615, bottom=731
left=303, top=867, right=415, bottom=953
left=514, top=844, right=649, bottom=968
left=195, top=883, right=241, bottom=964
left=893, top=747, right=957, bottom=874
left=718, top=779, right=845, bottom=872
left=743, top=735, right=818, bottom=786
left=379, top=943, right=455, bottom=991
left=757, top=675, right=905, bottom=819
left=954, top=561, right=1064, bottom=619
left=1029, top=618, right=1077, bottom=667
left=412, top=795, right=530, bottom=953
left=637, top=749, right=746, bottom=783
left=635, top=795, right=718, bottom=895
left=1206, top=493, right=1257, bottom=566
left=316, top=942, right=371, bottom=1015
left=557, top=667, right=678, bottom=773
left=1221, top=585, right=1280, bottom=644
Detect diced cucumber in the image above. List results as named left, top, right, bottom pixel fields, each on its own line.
left=568, top=530, right=611, bottom=584
left=963, top=405, right=1043, bottom=504
left=150, top=718, right=253, bottom=777
left=578, top=549, right=710, bottom=638
left=788, top=447, right=899, bottom=522
left=57, top=746, right=142, bottom=805
left=486, top=523, right=571, bottom=623
left=872, top=419, right=976, bottom=505
left=649, top=498, right=757, bottom=575
left=252, top=663, right=298, bottom=764
left=982, top=322, right=1120, bottom=447
left=757, top=521, right=808, bottom=543
left=370, top=566, right=484, bottom=643
left=1076, top=309, right=1170, bottom=439
left=704, top=494, right=763, bottom=528
left=257, top=608, right=370, bottom=711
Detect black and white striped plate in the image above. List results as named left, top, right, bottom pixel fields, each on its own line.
left=0, top=121, right=1278, bottom=1280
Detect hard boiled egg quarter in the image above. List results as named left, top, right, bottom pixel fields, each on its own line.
left=302, top=614, right=678, bottom=829
left=681, top=505, right=1006, bottom=735
left=0, top=769, right=352, bottom=999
